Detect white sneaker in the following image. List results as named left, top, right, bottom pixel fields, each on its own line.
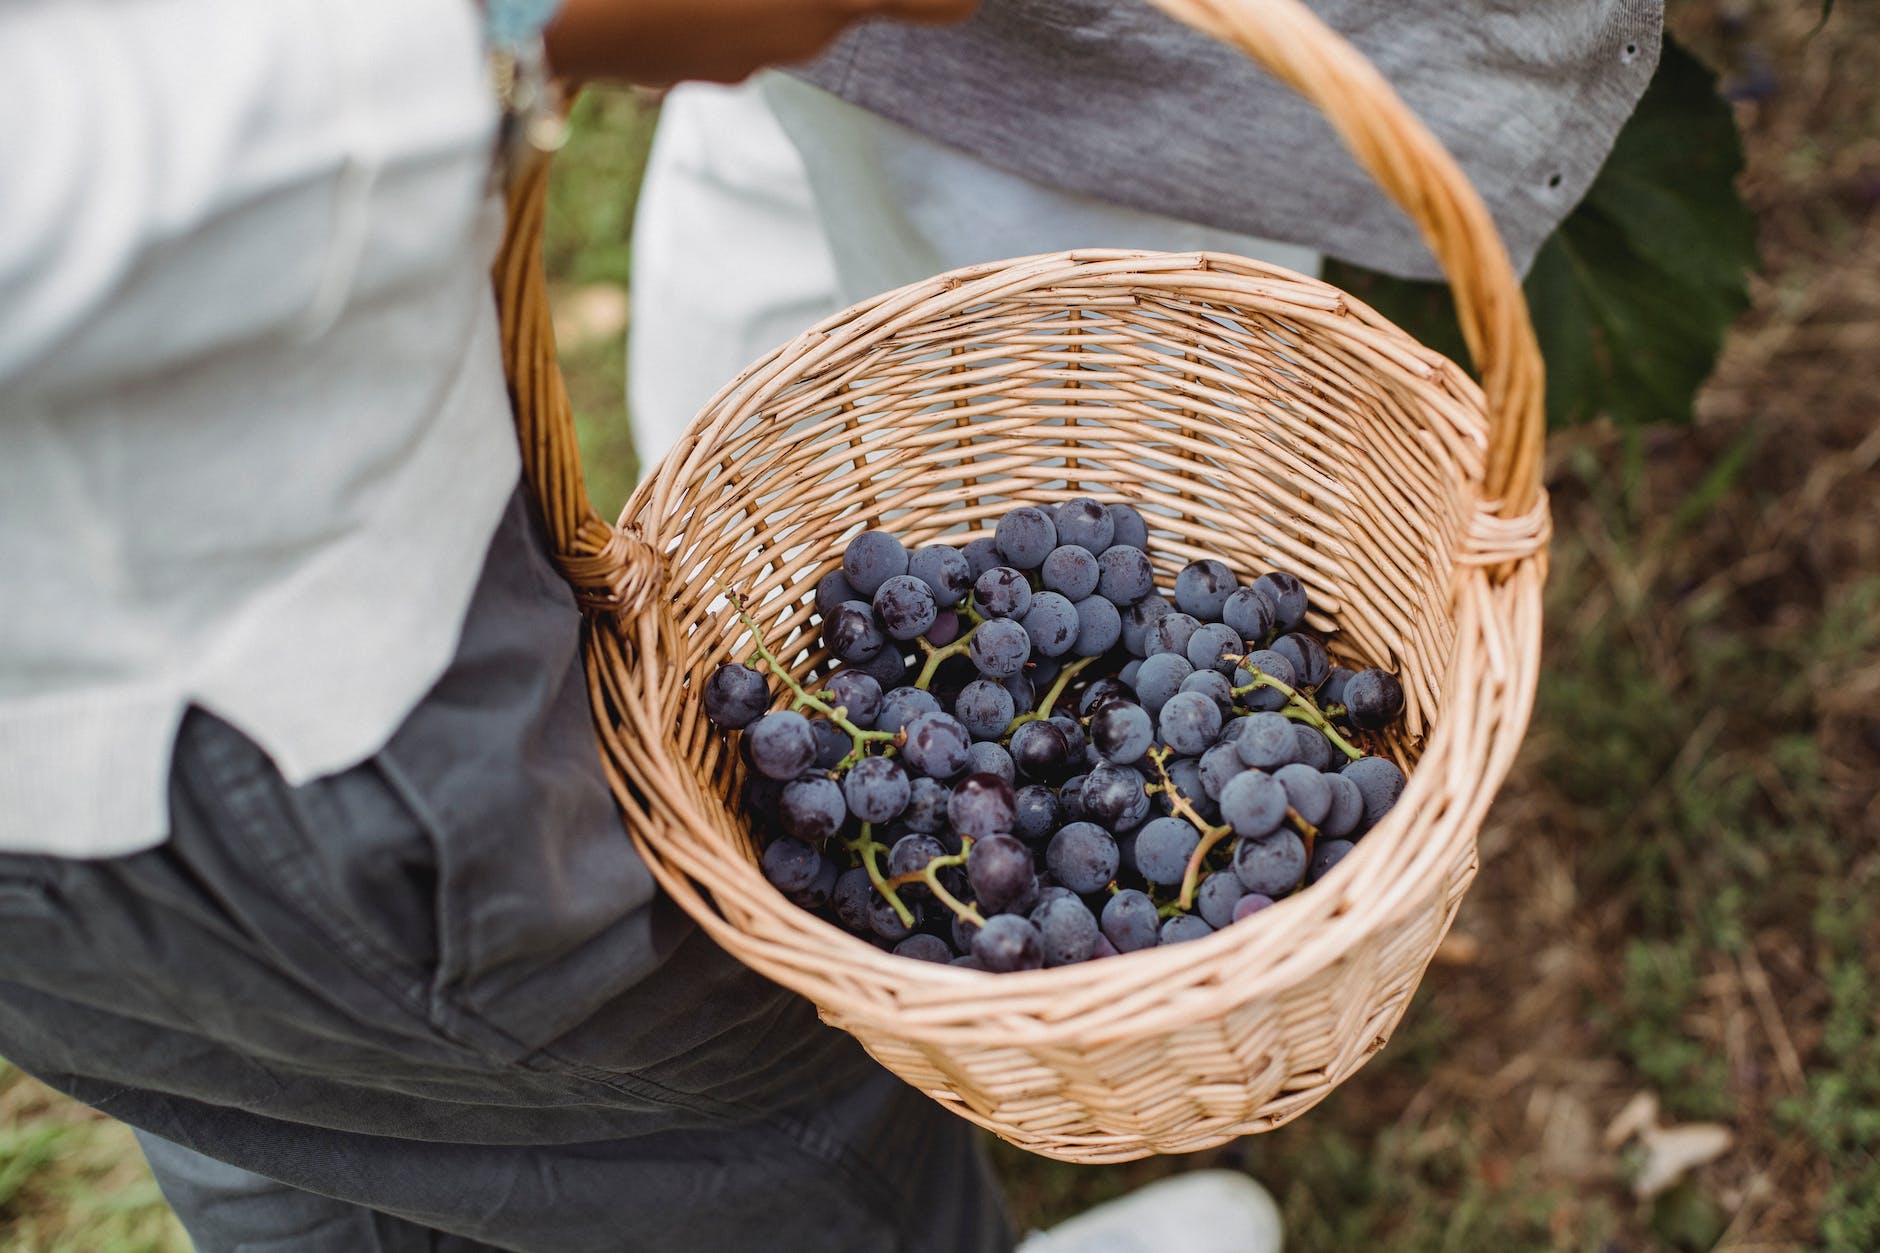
left=1014, top=1170, right=1283, bottom=1253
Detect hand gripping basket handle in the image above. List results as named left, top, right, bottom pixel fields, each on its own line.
left=1147, top=0, right=1546, bottom=521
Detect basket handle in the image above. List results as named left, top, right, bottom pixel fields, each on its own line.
left=494, top=157, right=664, bottom=616
left=1146, top=0, right=1545, bottom=519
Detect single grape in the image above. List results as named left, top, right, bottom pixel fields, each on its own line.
left=1320, top=772, right=1365, bottom=838
left=867, top=892, right=919, bottom=942
left=1342, top=756, right=1407, bottom=824
left=1003, top=669, right=1035, bottom=712
left=887, top=832, right=947, bottom=882
left=1222, top=585, right=1277, bottom=642
left=908, top=545, right=973, bottom=608
left=1013, top=785, right=1064, bottom=842
left=1042, top=545, right=1100, bottom=601
left=1180, top=668, right=1236, bottom=719
left=790, top=854, right=840, bottom=911
left=823, top=670, right=882, bottom=728
left=1054, top=497, right=1116, bottom=553
left=1271, top=632, right=1330, bottom=690
left=781, top=775, right=846, bottom=842
left=1232, top=893, right=1275, bottom=923
left=969, top=617, right=1032, bottom=679
left=1132, top=651, right=1194, bottom=716
left=1081, top=762, right=1150, bottom=832
left=746, top=711, right=816, bottom=780
left=1090, top=700, right=1154, bottom=764
left=1186, top=622, right=1244, bottom=676
left=1231, top=830, right=1307, bottom=896
left=833, top=867, right=875, bottom=932
left=972, top=914, right=1044, bottom=971
left=1220, top=769, right=1287, bottom=837
left=1036, top=896, right=1101, bottom=967
left=1160, top=756, right=1219, bottom=824
left=1048, top=715, right=1087, bottom=762
left=994, top=506, right=1058, bottom=570
left=902, top=711, right=972, bottom=779
left=1196, top=869, right=1249, bottom=930
left=966, top=740, right=1016, bottom=784
left=1293, top=724, right=1337, bottom=772
left=1274, top=762, right=1331, bottom=825
left=1096, top=545, right=1155, bottom=605
left=1119, top=658, right=1143, bottom=689
left=903, top=776, right=952, bottom=833
left=1309, top=839, right=1355, bottom=883
left=972, top=566, right=1033, bottom=620
left=893, top=934, right=954, bottom=964
left=1028, top=884, right=1077, bottom=924
left=1120, top=593, right=1174, bottom=657
left=1134, top=816, right=1200, bottom=886
left=854, top=646, right=910, bottom=690
left=950, top=954, right=985, bottom=970
left=1101, top=889, right=1160, bottom=953
left=1047, top=822, right=1121, bottom=894
left=704, top=663, right=770, bottom=730
left=967, top=834, right=1038, bottom=914
left=1253, top=571, right=1309, bottom=632
left=1091, top=935, right=1120, bottom=960
left=1058, top=774, right=1087, bottom=823
left=1344, top=668, right=1406, bottom=730
left=808, top=718, right=850, bottom=769
left=925, top=610, right=962, bottom=646
left=827, top=600, right=886, bottom=664
left=843, top=755, right=910, bottom=823
left=948, top=773, right=1019, bottom=837
left=1174, top=558, right=1237, bottom=622
left=1079, top=677, right=1135, bottom=718
left=1318, top=666, right=1355, bottom=710
left=815, top=569, right=859, bottom=621
left=1235, top=711, right=1297, bottom=770
left=1073, top=595, right=1123, bottom=656
left=1234, top=649, right=1296, bottom=713
left=1159, top=914, right=1215, bottom=945
left=1009, top=720, right=1071, bottom=781
left=843, top=530, right=909, bottom=597
left=1114, top=827, right=1139, bottom=877
left=1198, top=741, right=1247, bottom=800
left=951, top=912, right=981, bottom=954
left=1144, top=611, right=1202, bottom=659
left=952, top=679, right=1015, bottom=741
left=761, top=838, right=822, bottom=893
left=1157, top=690, right=1223, bottom=756
left=962, top=537, right=1004, bottom=579
left=1106, top=503, right=1149, bottom=551
left=1021, top=592, right=1081, bottom=659
left=873, top=575, right=938, bottom=642
left=877, top=686, right=941, bottom=736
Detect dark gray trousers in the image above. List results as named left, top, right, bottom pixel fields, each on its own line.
left=0, top=487, right=1012, bottom=1253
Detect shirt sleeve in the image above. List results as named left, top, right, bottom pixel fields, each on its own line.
left=0, top=0, right=499, bottom=390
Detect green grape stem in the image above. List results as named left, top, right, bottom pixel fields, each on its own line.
left=1227, top=661, right=1363, bottom=762
left=1146, top=747, right=1233, bottom=910
left=845, top=824, right=915, bottom=928
left=884, top=837, right=985, bottom=927
left=1001, top=655, right=1099, bottom=738
left=914, top=627, right=978, bottom=690
left=722, top=591, right=896, bottom=765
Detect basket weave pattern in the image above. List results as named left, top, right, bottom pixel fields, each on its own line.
left=497, top=0, right=1549, bottom=1163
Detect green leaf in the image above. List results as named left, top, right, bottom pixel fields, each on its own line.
left=1325, top=36, right=1757, bottom=429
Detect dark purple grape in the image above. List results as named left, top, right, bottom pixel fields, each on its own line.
left=1101, top=889, right=1160, bottom=953
left=962, top=537, right=1004, bottom=579
left=1157, top=690, right=1223, bottom=756
left=1003, top=669, right=1036, bottom=712
left=969, top=617, right=1032, bottom=679
left=1159, top=914, right=1214, bottom=945
left=1046, top=822, right=1120, bottom=894
left=823, top=671, right=882, bottom=728
left=1055, top=497, right=1116, bottom=553
left=967, top=834, right=1038, bottom=914
left=834, top=867, right=875, bottom=932
left=1073, top=596, right=1122, bottom=656
left=877, top=686, right=941, bottom=736
left=854, top=646, right=910, bottom=689
left=893, top=933, right=954, bottom=963
left=827, top=600, right=886, bottom=664
left=953, top=678, right=1016, bottom=741
left=1344, top=668, right=1406, bottom=730
left=888, top=832, right=947, bottom=881
left=1048, top=715, right=1087, bottom=761
left=1197, top=869, right=1248, bottom=930
left=1158, top=757, right=1219, bottom=824
left=1174, top=559, right=1236, bottom=622
left=843, top=530, right=908, bottom=597
left=925, top=611, right=962, bottom=646
left=1222, top=586, right=1277, bottom=642
left=873, top=575, right=938, bottom=642
left=1058, top=774, right=1087, bottom=823
left=816, top=569, right=859, bottom=621
left=908, top=545, right=973, bottom=608
left=1232, top=893, right=1275, bottom=922
left=1180, top=668, right=1235, bottom=719
left=1081, top=762, right=1149, bottom=831
left=1021, top=592, right=1080, bottom=659
left=1144, top=612, right=1202, bottom=659
left=1079, top=677, right=1134, bottom=718
left=1133, top=652, right=1193, bottom=716
left=1119, top=659, right=1143, bottom=689
left=1041, top=545, right=1100, bottom=601
left=1231, top=830, right=1307, bottom=896
left=951, top=912, right=982, bottom=954
left=704, top=663, right=770, bottom=730
left=808, top=718, right=851, bottom=769
left=781, top=775, right=846, bottom=842
left=1036, top=896, right=1101, bottom=966
left=1091, top=935, right=1120, bottom=960
left=1135, top=816, right=1199, bottom=886
left=1254, top=571, right=1309, bottom=633
left=1234, top=649, right=1296, bottom=713
left=1220, top=769, right=1287, bottom=837
left=1318, top=666, right=1356, bottom=710
left=1012, top=785, right=1063, bottom=842
left=1106, top=503, right=1149, bottom=552
left=903, top=776, right=952, bottom=833
left=1235, top=712, right=1297, bottom=770
left=1321, top=772, right=1365, bottom=837
left=867, top=892, right=919, bottom=942
left=1271, top=632, right=1330, bottom=690
left=1009, top=720, right=1071, bottom=781
left=1309, top=839, right=1355, bottom=883
left=971, top=914, right=1044, bottom=971
left=1342, top=756, right=1407, bottom=824
left=948, top=773, right=1018, bottom=837
left=966, top=740, right=1015, bottom=783
left=1090, top=700, right=1154, bottom=765
left=1198, top=742, right=1247, bottom=800
left=994, top=506, right=1058, bottom=570
left=902, top=711, right=971, bottom=779
left=1293, top=724, right=1337, bottom=772
left=1186, top=622, right=1244, bottom=676
left=972, top=567, right=1033, bottom=620
left=1096, top=545, right=1155, bottom=605
left=1274, top=762, right=1331, bottom=825
left=789, top=854, right=840, bottom=910
left=761, top=838, right=822, bottom=893
left=1120, top=593, right=1174, bottom=657
left=950, top=954, right=985, bottom=970
left=746, top=711, right=816, bottom=780
left=843, top=755, right=910, bottom=823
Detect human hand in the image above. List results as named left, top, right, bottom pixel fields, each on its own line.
left=544, top=0, right=980, bottom=87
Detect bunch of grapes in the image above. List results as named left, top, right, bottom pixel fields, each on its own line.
left=704, top=499, right=1412, bottom=973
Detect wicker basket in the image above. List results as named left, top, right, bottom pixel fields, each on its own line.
left=495, top=0, right=1550, bottom=1164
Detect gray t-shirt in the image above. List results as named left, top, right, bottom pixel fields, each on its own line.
left=795, top=0, right=1663, bottom=280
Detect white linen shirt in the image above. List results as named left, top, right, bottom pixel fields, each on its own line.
left=0, top=0, right=520, bottom=856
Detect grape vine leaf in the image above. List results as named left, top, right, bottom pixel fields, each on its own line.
left=1324, top=35, right=1757, bottom=429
